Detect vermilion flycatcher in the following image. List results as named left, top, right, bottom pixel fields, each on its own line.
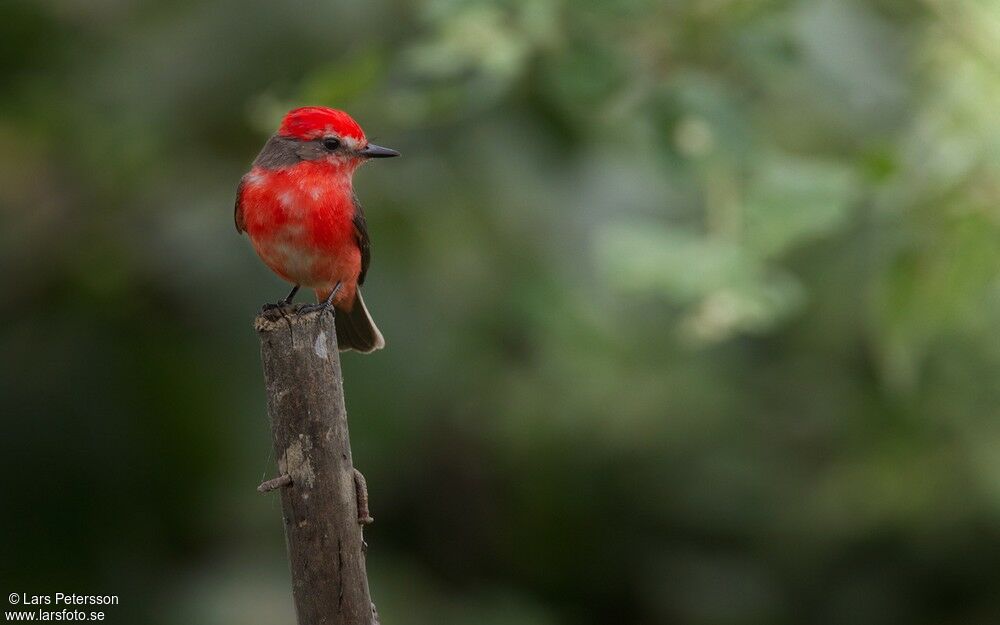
left=235, top=107, right=399, bottom=352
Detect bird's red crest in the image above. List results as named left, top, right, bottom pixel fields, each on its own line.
left=278, top=107, right=366, bottom=142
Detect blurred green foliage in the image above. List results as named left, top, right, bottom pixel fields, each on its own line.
left=2, top=0, right=1000, bottom=624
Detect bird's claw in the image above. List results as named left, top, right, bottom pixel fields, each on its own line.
left=261, top=285, right=301, bottom=314
left=298, top=282, right=342, bottom=316
left=261, top=300, right=295, bottom=314
left=298, top=301, right=335, bottom=316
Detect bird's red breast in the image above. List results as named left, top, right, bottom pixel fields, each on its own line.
left=238, top=160, right=361, bottom=308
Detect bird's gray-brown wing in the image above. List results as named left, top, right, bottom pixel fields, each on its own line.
left=352, top=192, right=371, bottom=285
left=234, top=178, right=247, bottom=234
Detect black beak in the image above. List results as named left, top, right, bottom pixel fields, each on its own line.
left=359, top=143, right=400, bottom=158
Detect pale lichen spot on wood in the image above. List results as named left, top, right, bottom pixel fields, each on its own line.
left=281, top=438, right=316, bottom=488
left=314, top=331, right=329, bottom=359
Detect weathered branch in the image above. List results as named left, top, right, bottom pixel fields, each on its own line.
left=256, top=306, right=376, bottom=625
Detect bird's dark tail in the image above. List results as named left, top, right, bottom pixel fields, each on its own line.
left=335, top=290, right=385, bottom=353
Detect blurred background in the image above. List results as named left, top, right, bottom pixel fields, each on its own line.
left=2, top=0, right=1000, bottom=623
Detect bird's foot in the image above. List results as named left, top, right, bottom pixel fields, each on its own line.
left=261, top=285, right=301, bottom=314
left=297, top=301, right=335, bottom=316
left=261, top=300, right=295, bottom=314
left=298, top=282, right=342, bottom=316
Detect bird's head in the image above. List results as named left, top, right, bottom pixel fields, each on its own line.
left=253, top=106, right=399, bottom=172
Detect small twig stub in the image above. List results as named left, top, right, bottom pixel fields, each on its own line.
left=257, top=473, right=293, bottom=493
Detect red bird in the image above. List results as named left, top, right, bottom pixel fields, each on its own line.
left=235, top=107, right=399, bottom=352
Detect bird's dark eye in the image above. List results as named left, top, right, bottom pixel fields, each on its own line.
left=322, top=137, right=341, bottom=151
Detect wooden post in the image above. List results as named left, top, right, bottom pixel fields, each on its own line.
left=255, top=307, right=377, bottom=625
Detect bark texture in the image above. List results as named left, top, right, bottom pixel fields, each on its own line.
left=256, top=307, right=375, bottom=625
